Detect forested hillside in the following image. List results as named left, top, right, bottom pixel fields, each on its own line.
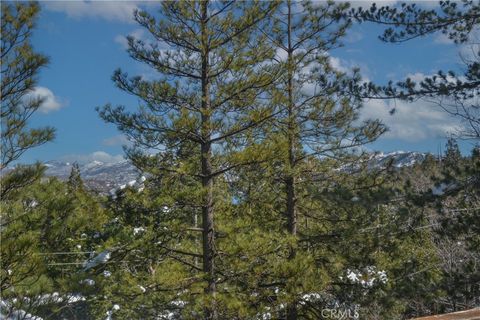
left=1, top=1, right=479, bottom=319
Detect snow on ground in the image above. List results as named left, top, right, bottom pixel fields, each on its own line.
left=1, top=293, right=85, bottom=320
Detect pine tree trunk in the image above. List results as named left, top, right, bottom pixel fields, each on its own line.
left=200, top=2, right=216, bottom=319
left=201, top=141, right=216, bottom=320
left=286, top=1, right=298, bottom=319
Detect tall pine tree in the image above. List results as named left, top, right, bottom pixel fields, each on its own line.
left=1, top=1, right=54, bottom=172
left=98, top=1, right=278, bottom=318
left=255, top=1, right=385, bottom=317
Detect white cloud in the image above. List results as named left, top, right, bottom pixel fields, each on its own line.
left=26, top=86, right=66, bottom=113
left=102, top=135, right=131, bottom=146
left=329, top=58, right=463, bottom=141
left=274, top=48, right=288, bottom=63
left=434, top=33, right=454, bottom=45
left=114, top=28, right=146, bottom=49
left=329, top=55, right=371, bottom=79
left=345, top=30, right=363, bottom=43
left=43, top=1, right=139, bottom=23
left=329, top=56, right=349, bottom=73
left=458, top=27, right=480, bottom=63
left=405, top=72, right=428, bottom=83
left=344, top=1, right=399, bottom=9
left=347, top=1, right=439, bottom=10
left=361, top=98, right=463, bottom=141
left=61, top=151, right=124, bottom=164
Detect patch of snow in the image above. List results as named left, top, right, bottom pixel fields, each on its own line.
left=80, top=279, right=95, bottom=286
left=346, top=270, right=360, bottom=282
left=105, top=304, right=121, bottom=320
left=86, top=160, right=104, bottom=168
left=0, top=302, right=43, bottom=320
left=300, top=293, right=322, bottom=305
left=343, top=266, right=388, bottom=288
left=133, top=227, right=145, bottom=236
left=83, top=250, right=111, bottom=270
left=377, top=270, right=388, bottom=283
left=28, top=200, right=39, bottom=208
left=171, top=300, right=186, bottom=307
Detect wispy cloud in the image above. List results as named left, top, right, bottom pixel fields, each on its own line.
left=361, top=98, right=463, bottom=141
left=102, top=135, right=131, bottom=147
left=457, top=27, right=480, bottom=63
left=114, top=28, right=146, bottom=49
left=43, top=1, right=139, bottom=23
left=61, top=151, right=124, bottom=164
left=346, top=1, right=438, bottom=10
left=328, top=59, right=462, bottom=141
left=345, top=30, right=363, bottom=43
left=329, top=56, right=350, bottom=73
left=434, top=33, right=454, bottom=45
left=344, top=0, right=399, bottom=10
left=329, top=55, right=371, bottom=78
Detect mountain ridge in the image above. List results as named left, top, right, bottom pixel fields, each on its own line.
left=50, top=151, right=429, bottom=192
left=4, top=151, right=429, bottom=194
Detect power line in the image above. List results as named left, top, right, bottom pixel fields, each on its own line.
left=34, top=251, right=95, bottom=255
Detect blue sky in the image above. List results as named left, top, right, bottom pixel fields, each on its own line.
left=22, top=1, right=475, bottom=164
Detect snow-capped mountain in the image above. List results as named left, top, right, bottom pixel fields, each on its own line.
left=43, top=160, right=140, bottom=194
left=335, top=151, right=428, bottom=173
left=5, top=151, right=427, bottom=194
left=370, top=151, right=427, bottom=169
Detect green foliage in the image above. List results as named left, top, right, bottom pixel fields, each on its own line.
left=1, top=1, right=55, bottom=170
left=378, top=150, right=480, bottom=317
left=97, top=1, right=282, bottom=318
left=233, top=1, right=386, bottom=317
left=68, top=163, right=85, bottom=192
left=444, top=138, right=462, bottom=169
left=2, top=2, right=478, bottom=319
left=432, top=151, right=480, bottom=313
left=1, top=175, right=108, bottom=319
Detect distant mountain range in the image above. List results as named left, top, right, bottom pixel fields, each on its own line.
left=43, top=159, right=140, bottom=194
left=10, top=151, right=428, bottom=194
left=369, top=151, right=427, bottom=169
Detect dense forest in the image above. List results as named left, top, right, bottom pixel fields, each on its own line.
left=1, top=1, right=479, bottom=319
